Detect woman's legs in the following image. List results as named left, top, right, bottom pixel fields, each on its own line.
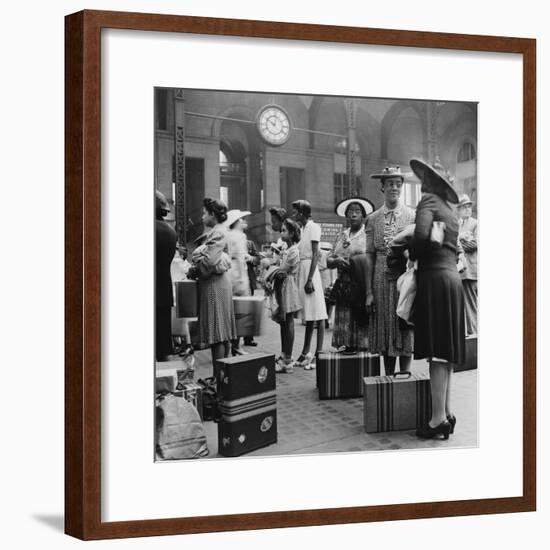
left=429, top=360, right=450, bottom=427
left=399, top=355, right=412, bottom=373
left=281, top=314, right=295, bottom=359
left=301, top=321, right=314, bottom=356
left=315, top=320, right=325, bottom=354
left=445, top=366, right=454, bottom=417
left=383, top=356, right=397, bottom=375
left=210, top=342, right=226, bottom=373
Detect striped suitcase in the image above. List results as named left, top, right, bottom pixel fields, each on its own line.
left=363, top=372, right=432, bottom=433
left=217, top=393, right=277, bottom=457
left=215, top=353, right=277, bottom=457
left=317, top=351, right=381, bottom=399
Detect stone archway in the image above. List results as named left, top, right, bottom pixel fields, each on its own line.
left=380, top=100, right=427, bottom=159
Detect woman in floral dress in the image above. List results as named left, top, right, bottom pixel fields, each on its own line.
left=365, top=166, right=415, bottom=375
left=328, top=197, right=374, bottom=351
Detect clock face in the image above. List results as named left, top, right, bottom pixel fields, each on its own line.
left=256, top=105, right=291, bottom=146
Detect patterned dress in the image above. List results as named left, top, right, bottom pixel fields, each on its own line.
left=278, top=243, right=301, bottom=315
left=193, top=224, right=237, bottom=345
left=366, top=203, right=415, bottom=356
left=330, top=226, right=369, bottom=349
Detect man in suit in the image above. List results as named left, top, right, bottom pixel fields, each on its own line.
left=155, top=190, right=177, bottom=361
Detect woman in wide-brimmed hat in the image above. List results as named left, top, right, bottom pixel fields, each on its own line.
left=408, top=158, right=465, bottom=440
left=328, top=197, right=374, bottom=351
left=365, top=167, right=415, bottom=374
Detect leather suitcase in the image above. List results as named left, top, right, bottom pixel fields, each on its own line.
left=175, top=280, right=198, bottom=318
left=215, top=353, right=277, bottom=456
left=317, top=351, right=381, bottom=399
left=363, top=372, right=432, bottom=433
left=233, top=296, right=264, bottom=337
left=215, top=353, right=275, bottom=401
left=454, top=336, right=478, bottom=372
left=217, top=396, right=277, bottom=457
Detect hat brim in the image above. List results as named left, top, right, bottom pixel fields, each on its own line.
left=335, top=197, right=375, bottom=218
left=409, top=158, right=459, bottom=204
left=224, top=210, right=251, bottom=227
left=370, top=173, right=406, bottom=180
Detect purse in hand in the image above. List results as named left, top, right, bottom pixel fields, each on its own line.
left=430, top=221, right=446, bottom=246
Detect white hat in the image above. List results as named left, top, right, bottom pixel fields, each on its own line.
left=334, top=197, right=375, bottom=218
left=224, top=209, right=251, bottom=228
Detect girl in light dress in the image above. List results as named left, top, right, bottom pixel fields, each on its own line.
left=266, top=218, right=302, bottom=373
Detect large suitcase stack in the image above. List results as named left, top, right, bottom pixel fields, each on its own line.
left=363, top=372, right=432, bottom=433
left=215, top=352, right=277, bottom=457
left=316, top=351, right=381, bottom=399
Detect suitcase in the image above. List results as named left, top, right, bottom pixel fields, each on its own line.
left=175, top=280, right=198, bottom=318
left=233, top=296, right=264, bottom=337
left=215, top=353, right=277, bottom=456
left=454, top=336, right=478, bottom=372
left=215, top=353, right=275, bottom=401
left=217, top=396, right=277, bottom=457
left=363, top=372, right=432, bottom=433
left=316, top=351, right=381, bottom=399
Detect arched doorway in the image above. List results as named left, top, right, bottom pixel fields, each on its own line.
left=219, top=140, right=248, bottom=210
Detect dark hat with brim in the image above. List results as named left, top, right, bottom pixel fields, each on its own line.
left=409, top=158, right=459, bottom=204
left=335, top=197, right=375, bottom=218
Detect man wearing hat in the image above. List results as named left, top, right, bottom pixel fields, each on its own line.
left=365, top=166, right=415, bottom=374
left=155, top=190, right=177, bottom=361
left=457, top=194, right=478, bottom=337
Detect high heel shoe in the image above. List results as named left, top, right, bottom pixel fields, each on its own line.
left=416, top=420, right=451, bottom=440
left=447, top=414, right=456, bottom=434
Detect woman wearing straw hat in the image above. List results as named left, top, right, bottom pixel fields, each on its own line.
left=225, top=209, right=252, bottom=355
left=409, top=158, right=465, bottom=440
left=328, top=197, right=374, bottom=351
left=365, top=167, right=415, bottom=374
left=457, top=194, right=478, bottom=337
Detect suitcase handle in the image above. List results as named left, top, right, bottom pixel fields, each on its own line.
left=393, top=371, right=412, bottom=379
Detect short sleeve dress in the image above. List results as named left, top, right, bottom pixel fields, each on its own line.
left=330, top=226, right=369, bottom=350
left=278, top=243, right=301, bottom=315
left=297, top=220, right=328, bottom=321
left=366, top=203, right=415, bottom=357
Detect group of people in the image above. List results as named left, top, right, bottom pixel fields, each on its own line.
left=155, top=157, right=478, bottom=440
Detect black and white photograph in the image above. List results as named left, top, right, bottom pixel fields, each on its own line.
left=154, top=88, right=478, bottom=460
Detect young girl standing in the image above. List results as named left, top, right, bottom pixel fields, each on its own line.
left=269, top=218, right=302, bottom=373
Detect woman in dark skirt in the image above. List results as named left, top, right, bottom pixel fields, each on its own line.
left=409, top=158, right=465, bottom=440
left=187, top=198, right=237, bottom=372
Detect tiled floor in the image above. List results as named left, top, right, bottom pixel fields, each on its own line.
left=158, top=304, right=478, bottom=459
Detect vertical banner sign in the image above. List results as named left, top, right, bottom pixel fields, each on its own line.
left=173, top=89, right=186, bottom=244
left=344, top=98, right=358, bottom=197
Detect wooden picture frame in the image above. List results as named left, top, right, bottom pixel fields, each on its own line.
left=65, top=9, right=536, bottom=540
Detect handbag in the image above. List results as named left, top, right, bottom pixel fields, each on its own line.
left=430, top=221, right=446, bottom=246
left=396, top=265, right=417, bottom=326
left=197, top=377, right=222, bottom=422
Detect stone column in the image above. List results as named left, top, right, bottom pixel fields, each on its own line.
left=173, top=89, right=186, bottom=244
left=345, top=98, right=359, bottom=197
